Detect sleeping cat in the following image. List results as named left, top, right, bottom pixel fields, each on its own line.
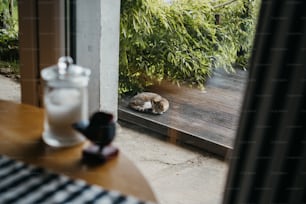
left=128, top=92, right=169, bottom=114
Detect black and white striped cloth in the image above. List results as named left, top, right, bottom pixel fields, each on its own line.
left=0, top=155, right=155, bottom=204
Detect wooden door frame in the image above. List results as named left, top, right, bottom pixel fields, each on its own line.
left=18, top=0, right=66, bottom=106
left=18, top=0, right=121, bottom=122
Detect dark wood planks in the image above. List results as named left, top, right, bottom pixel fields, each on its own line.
left=118, top=68, right=248, bottom=157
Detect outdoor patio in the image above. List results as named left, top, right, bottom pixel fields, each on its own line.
left=119, top=68, right=248, bottom=157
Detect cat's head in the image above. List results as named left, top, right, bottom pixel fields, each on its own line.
left=152, top=98, right=168, bottom=114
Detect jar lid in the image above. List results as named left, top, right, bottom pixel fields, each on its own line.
left=41, top=56, right=91, bottom=86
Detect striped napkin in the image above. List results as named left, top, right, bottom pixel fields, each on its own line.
left=0, top=155, right=154, bottom=204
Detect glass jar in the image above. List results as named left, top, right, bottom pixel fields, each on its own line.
left=41, top=56, right=91, bottom=147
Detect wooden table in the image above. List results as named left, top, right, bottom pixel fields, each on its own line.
left=0, top=100, right=156, bottom=203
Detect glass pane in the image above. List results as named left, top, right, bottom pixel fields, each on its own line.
left=0, top=0, right=20, bottom=102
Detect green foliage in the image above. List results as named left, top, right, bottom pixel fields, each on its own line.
left=0, top=28, right=18, bottom=61
left=0, top=60, right=19, bottom=73
left=213, top=0, right=261, bottom=68
left=0, top=0, right=18, bottom=62
left=119, top=0, right=261, bottom=94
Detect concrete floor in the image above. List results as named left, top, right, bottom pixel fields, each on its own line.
left=0, top=74, right=229, bottom=204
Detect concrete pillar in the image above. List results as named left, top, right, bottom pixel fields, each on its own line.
left=76, top=0, right=120, bottom=120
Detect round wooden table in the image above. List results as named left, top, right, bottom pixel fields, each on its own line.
left=0, top=100, right=156, bottom=203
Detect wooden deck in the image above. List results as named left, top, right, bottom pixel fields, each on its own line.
left=118, top=68, right=248, bottom=157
